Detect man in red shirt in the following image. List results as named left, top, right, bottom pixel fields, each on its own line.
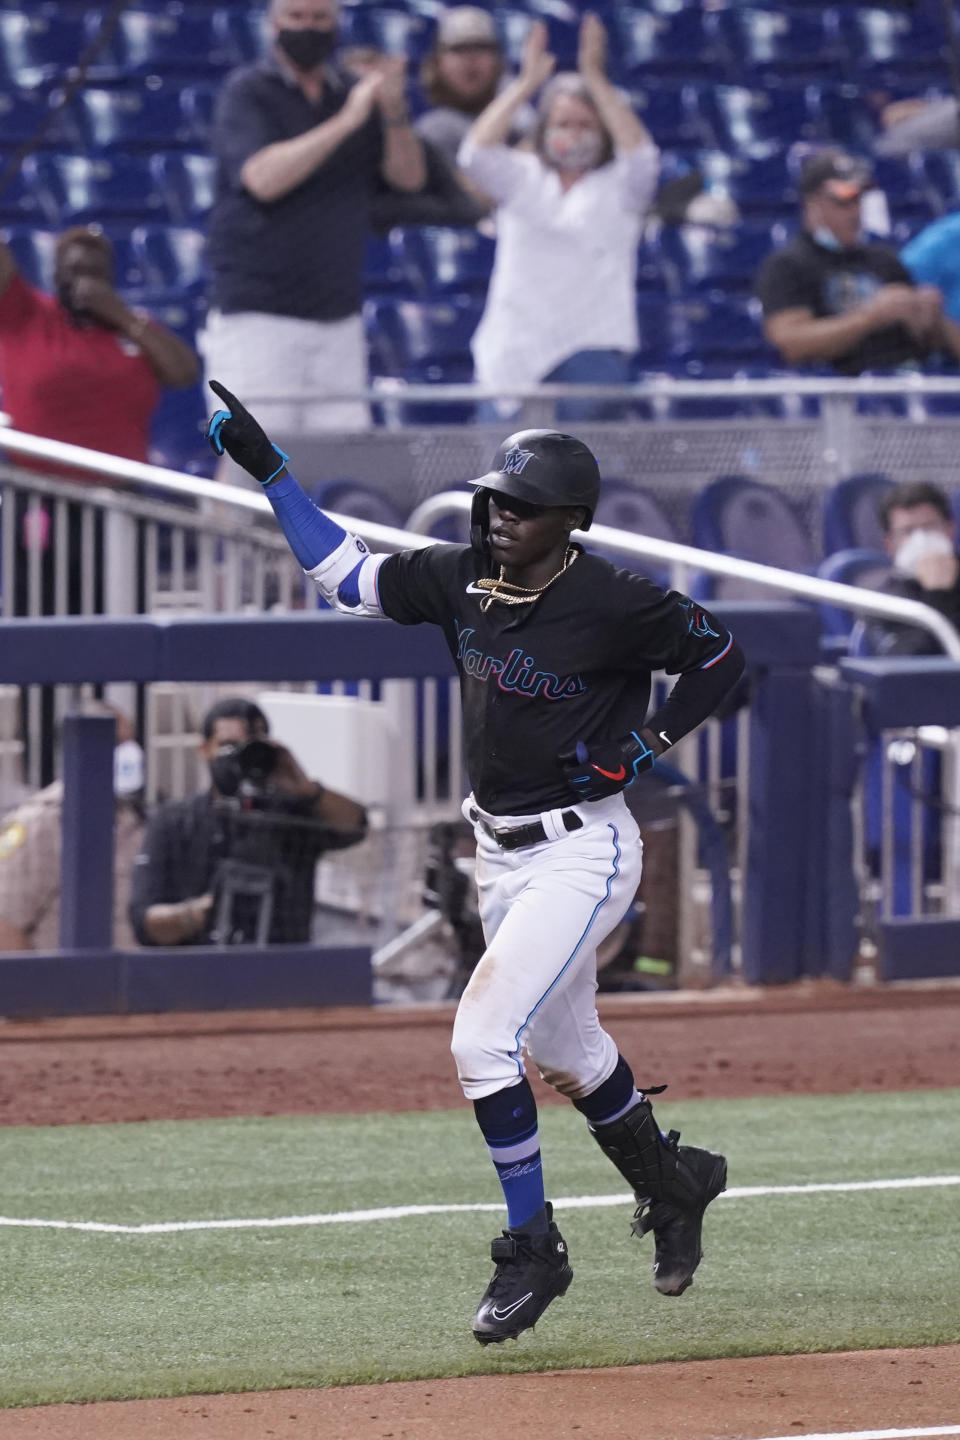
left=0, top=226, right=200, bottom=785
left=0, top=225, right=199, bottom=465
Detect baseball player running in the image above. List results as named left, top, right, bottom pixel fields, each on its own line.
left=206, top=381, right=745, bottom=1345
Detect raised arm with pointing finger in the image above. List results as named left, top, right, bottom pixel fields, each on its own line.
left=207, top=380, right=743, bottom=1347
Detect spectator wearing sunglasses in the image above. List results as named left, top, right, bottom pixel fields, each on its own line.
left=756, top=149, right=960, bottom=375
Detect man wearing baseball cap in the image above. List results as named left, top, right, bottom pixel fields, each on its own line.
left=416, top=6, right=534, bottom=175
left=756, top=148, right=960, bottom=375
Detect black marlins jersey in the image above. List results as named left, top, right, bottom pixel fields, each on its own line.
left=376, top=544, right=735, bottom=816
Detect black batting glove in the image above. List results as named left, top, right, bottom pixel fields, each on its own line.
left=206, top=379, right=289, bottom=485
left=559, top=731, right=657, bottom=802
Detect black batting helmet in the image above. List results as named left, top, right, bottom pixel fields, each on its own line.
left=469, top=429, right=601, bottom=554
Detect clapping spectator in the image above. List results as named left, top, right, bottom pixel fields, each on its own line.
left=458, top=14, right=659, bottom=421
left=756, top=149, right=960, bottom=374
left=202, top=0, right=425, bottom=476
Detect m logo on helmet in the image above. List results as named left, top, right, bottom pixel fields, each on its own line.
left=501, top=445, right=535, bottom=476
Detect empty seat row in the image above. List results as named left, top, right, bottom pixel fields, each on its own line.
left=2, top=223, right=207, bottom=299
left=0, top=4, right=951, bottom=87
left=0, top=152, right=215, bottom=226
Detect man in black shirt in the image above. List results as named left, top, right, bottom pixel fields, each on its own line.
left=129, top=697, right=367, bottom=946
left=756, top=149, right=960, bottom=375
left=202, top=0, right=425, bottom=475
left=205, top=381, right=745, bottom=1344
left=866, top=480, right=960, bottom=656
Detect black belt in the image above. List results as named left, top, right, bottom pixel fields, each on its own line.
left=469, top=807, right=583, bottom=851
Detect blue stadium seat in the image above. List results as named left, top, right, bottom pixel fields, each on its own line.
left=156, top=152, right=217, bottom=223
left=149, top=383, right=210, bottom=475
left=817, top=547, right=893, bottom=638
left=590, top=481, right=677, bottom=582
left=494, top=7, right=580, bottom=72
left=340, top=3, right=432, bottom=61
left=917, top=152, right=960, bottom=214
left=131, top=224, right=207, bottom=295
left=366, top=295, right=481, bottom=423
left=102, top=226, right=146, bottom=291
left=699, top=86, right=817, bottom=155
left=698, top=148, right=799, bottom=218
left=837, top=5, right=949, bottom=78
left=872, top=154, right=937, bottom=221
left=635, top=292, right=670, bottom=368
left=405, top=488, right=473, bottom=544
left=715, top=7, right=845, bottom=80
left=24, top=153, right=168, bottom=225
left=396, top=226, right=495, bottom=295
left=0, top=226, right=56, bottom=289
left=181, top=82, right=217, bottom=145
left=0, top=169, right=49, bottom=225
left=612, top=8, right=726, bottom=79
left=658, top=221, right=787, bottom=297
left=315, top=480, right=406, bottom=530
left=631, top=84, right=710, bottom=151
left=823, top=473, right=896, bottom=555
left=669, top=296, right=771, bottom=367
left=74, top=86, right=193, bottom=151
left=365, top=294, right=481, bottom=376
left=661, top=362, right=784, bottom=420
left=112, top=9, right=232, bottom=76
left=691, top=474, right=816, bottom=598
left=811, top=84, right=882, bottom=152
left=636, top=234, right=668, bottom=295
left=0, top=88, right=79, bottom=148
left=213, top=6, right=269, bottom=65
left=364, top=232, right=406, bottom=296
left=0, top=10, right=90, bottom=87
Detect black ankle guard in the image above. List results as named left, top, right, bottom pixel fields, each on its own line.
left=588, top=1098, right=705, bottom=1209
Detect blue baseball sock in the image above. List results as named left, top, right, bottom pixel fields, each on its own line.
left=572, top=1054, right=644, bottom=1128
left=473, top=1079, right=548, bottom=1235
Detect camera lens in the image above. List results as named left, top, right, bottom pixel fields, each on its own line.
left=236, top=739, right=278, bottom=785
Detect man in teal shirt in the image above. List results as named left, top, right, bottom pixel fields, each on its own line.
left=902, top=211, right=960, bottom=324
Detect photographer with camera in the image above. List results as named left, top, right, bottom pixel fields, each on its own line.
left=130, top=697, right=367, bottom=947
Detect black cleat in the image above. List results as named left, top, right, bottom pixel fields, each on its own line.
left=472, top=1202, right=573, bottom=1345
left=586, top=1096, right=727, bottom=1297
left=633, top=1142, right=728, bottom=1296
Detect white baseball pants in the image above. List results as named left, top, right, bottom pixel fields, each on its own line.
left=451, top=792, right=644, bottom=1102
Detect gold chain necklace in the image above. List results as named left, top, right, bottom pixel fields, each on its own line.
left=475, top=546, right=578, bottom=612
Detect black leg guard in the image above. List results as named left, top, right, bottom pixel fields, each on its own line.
left=588, top=1097, right=727, bottom=1296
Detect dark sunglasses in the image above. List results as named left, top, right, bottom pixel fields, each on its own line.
left=488, top=490, right=548, bottom=520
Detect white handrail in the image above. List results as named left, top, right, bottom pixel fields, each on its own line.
left=0, top=427, right=431, bottom=553
left=5, top=425, right=960, bottom=656
left=405, top=491, right=960, bottom=660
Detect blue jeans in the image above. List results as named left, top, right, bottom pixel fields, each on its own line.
left=476, top=349, right=633, bottom=425
left=544, top=348, right=633, bottom=422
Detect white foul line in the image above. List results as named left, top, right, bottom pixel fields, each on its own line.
left=0, top=1174, right=958, bottom=1237
left=756, top=1429, right=960, bottom=1440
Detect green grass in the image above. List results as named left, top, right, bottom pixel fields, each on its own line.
left=0, top=1091, right=958, bottom=1407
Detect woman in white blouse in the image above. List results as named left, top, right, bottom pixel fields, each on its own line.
left=458, top=13, right=659, bottom=421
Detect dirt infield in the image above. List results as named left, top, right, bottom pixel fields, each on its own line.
left=3, top=978, right=960, bottom=1436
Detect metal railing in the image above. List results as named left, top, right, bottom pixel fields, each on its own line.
left=406, top=491, right=960, bottom=658
left=4, top=417, right=960, bottom=976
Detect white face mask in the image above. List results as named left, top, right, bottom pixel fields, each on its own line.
left=543, top=127, right=604, bottom=173
left=114, top=739, right=145, bottom=798
left=893, top=527, right=954, bottom=576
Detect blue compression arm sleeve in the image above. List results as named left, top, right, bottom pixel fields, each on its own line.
left=261, top=471, right=347, bottom=570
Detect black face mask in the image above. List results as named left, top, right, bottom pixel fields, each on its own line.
left=276, top=26, right=337, bottom=71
